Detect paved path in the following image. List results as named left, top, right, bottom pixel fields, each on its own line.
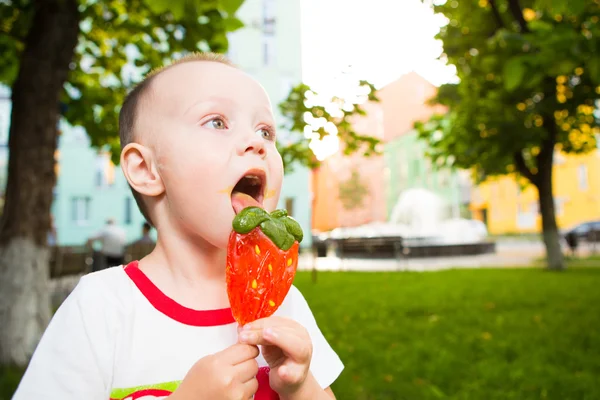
left=296, top=240, right=600, bottom=272
left=49, top=239, right=599, bottom=306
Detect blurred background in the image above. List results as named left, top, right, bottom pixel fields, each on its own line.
left=0, top=0, right=599, bottom=399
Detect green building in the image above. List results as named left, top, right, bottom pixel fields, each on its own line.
left=384, top=131, right=465, bottom=220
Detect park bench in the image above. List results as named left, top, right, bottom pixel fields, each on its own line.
left=49, top=242, right=156, bottom=279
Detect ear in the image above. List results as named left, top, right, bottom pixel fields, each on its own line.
left=121, top=143, right=164, bottom=197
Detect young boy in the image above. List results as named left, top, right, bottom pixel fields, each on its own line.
left=13, top=53, right=343, bottom=399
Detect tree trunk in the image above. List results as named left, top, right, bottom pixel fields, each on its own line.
left=536, top=145, right=565, bottom=271
left=0, top=0, right=79, bottom=367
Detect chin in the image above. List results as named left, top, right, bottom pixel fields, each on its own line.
left=202, top=230, right=231, bottom=251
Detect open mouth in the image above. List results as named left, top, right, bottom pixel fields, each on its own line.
left=231, top=170, right=266, bottom=213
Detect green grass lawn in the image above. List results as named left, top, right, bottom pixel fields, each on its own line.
left=2, top=261, right=599, bottom=399
left=296, top=265, right=600, bottom=400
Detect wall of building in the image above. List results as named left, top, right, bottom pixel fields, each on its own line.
left=471, top=150, right=600, bottom=234
left=52, top=126, right=151, bottom=246
left=385, top=131, right=461, bottom=218
left=311, top=100, right=387, bottom=231
left=311, top=72, right=461, bottom=231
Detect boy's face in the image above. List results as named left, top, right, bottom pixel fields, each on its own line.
left=142, top=61, right=284, bottom=249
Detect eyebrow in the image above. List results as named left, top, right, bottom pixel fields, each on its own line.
left=255, top=106, right=276, bottom=123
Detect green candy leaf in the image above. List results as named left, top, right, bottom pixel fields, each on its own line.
left=259, top=219, right=296, bottom=251
left=232, top=207, right=269, bottom=234
left=281, top=216, right=303, bottom=243
left=270, top=209, right=288, bottom=218
left=232, top=207, right=304, bottom=250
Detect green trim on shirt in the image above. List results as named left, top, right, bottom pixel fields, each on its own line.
left=109, top=380, right=181, bottom=399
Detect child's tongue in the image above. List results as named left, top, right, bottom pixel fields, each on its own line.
left=231, top=192, right=263, bottom=214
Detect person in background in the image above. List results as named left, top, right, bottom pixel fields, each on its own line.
left=86, top=218, right=127, bottom=267
left=132, top=222, right=154, bottom=245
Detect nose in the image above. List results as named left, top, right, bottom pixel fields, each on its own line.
left=238, top=133, right=266, bottom=158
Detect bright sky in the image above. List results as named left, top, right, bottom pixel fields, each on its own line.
left=298, top=0, right=458, bottom=160
left=300, top=0, right=457, bottom=97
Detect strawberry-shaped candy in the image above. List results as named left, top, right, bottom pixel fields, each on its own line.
left=226, top=206, right=303, bottom=326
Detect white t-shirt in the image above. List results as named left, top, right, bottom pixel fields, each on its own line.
left=92, top=225, right=127, bottom=257
left=13, top=262, right=344, bottom=399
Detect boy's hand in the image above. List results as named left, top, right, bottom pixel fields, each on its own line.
left=238, top=316, right=315, bottom=398
left=170, top=343, right=259, bottom=400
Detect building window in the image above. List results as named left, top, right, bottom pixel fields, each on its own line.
left=262, top=0, right=276, bottom=35
left=262, top=0, right=276, bottom=67
left=95, top=169, right=103, bottom=187
left=553, top=150, right=566, bottom=165
left=263, top=36, right=275, bottom=67
left=125, top=197, right=133, bottom=225
left=516, top=202, right=536, bottom=229
left=578, top=164, right=588, bottom=190
left=95, top=153, right=115, bottom=188
left=71, top=197, right=91, bottom=224
left=411, top=159, right=420, bottom=178
left=439, top=168, right=449, bottom=188
left=280, top=76, right=293, bottom=99
left=285, top=197, right=294, bottom=217
left=554, top=197, right=565, bottom=217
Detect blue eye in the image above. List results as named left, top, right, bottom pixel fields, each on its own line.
left=203, top=117, right=227, bottom=130
left=257, top=127, right=275, bottom=141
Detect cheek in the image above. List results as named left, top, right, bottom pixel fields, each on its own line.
left=265, top=154, right=284, bottom=210
left=159, top=147, right=227, bottom=200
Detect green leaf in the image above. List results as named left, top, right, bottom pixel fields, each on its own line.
left=528, top=20, right=553, bottom=32
left=551, top=60, right=578, bottom=76
left=534, top=0, right=568, bottom=14
left=143, top=0, right=174, bottom=15
left=223, top=17, right=244, bottom=32
left=221, top=0, right=245, bottom=14
left=588, top=58, right=600, bottom=85
left=503, top=58, right=525, bottom=91
left=524, top=71, right=544, bottom=89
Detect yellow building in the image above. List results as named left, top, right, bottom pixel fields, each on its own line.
left=470, top=150, right=600, bottom=234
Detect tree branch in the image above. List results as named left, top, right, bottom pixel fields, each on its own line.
left=488, top=0, right=505, bottom=30
left=514, top=151, right=538, bottom=186
left=507, top=0, right=530, bottom=33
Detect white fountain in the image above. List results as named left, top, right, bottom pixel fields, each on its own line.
left=321, top=188, right=489, bottom=250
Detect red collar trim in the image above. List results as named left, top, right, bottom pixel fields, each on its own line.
left=124, top=261, right=235, bottom=327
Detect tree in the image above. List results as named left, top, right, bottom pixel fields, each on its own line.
left=277, top=81, right=381, bottom=172
left=339, top=169, right=369, bottom=210
left=415, top=0, right=598, bottom=270
left=0, top=0, right=244, bottom=367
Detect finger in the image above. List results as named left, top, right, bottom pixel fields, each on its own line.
left=241, top=316, right=295, bottom=331
left=234, top=357, right=259, bottom=383
left=239, top=326, right=312, bottom=363
left=240, top=325, right=299, bottom=344
left=221, top=343, right=260, bottom=365
left=243, top=377, right=259, bottom=399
